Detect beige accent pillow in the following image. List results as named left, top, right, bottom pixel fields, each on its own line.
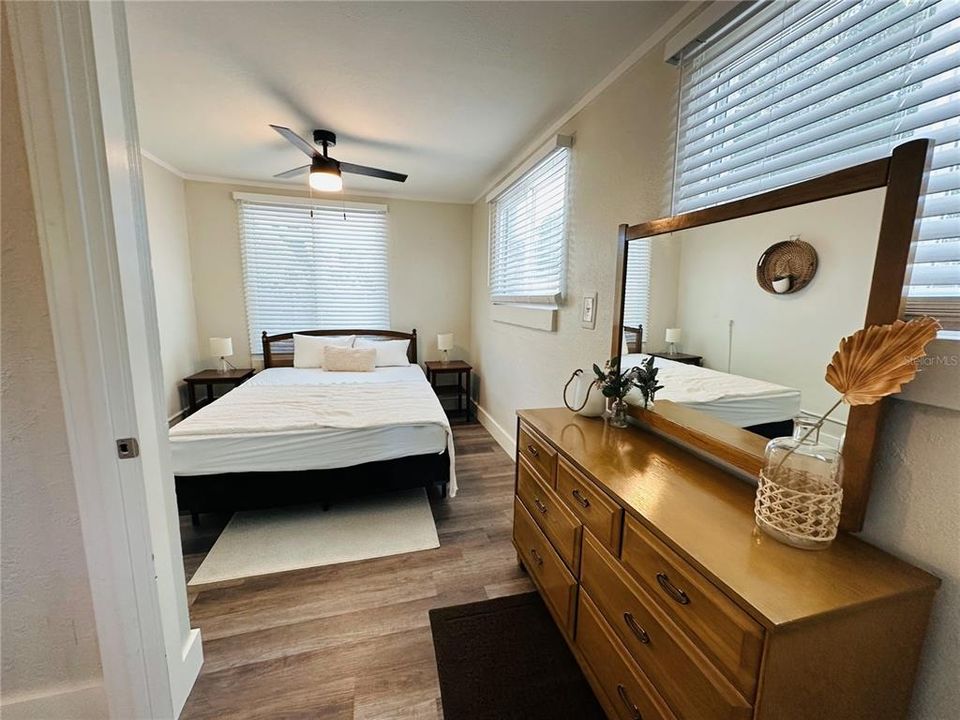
left=322, top=346, right=376, bottom=372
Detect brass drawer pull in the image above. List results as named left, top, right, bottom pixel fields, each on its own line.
left=534, top=498, right=548, bottom=514
left=571, top=489, right=591, bottom=508
left=656, top=572, right=690, bottom=605
left=623, top=612, right=650, bottom=644
left=527, top=444, right=540, bottom=458
left=530, top=548, right=544, bottom=567
left=616, top=683, right=642, bottom=720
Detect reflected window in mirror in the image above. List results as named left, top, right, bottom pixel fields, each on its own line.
left=622, top=239, right=651, bottom=355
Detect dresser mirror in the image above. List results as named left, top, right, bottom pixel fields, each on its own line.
left=612, top=140, right=931, bottom=531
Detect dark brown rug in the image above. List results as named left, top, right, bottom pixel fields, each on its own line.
left=429, top=592, right=605, bottom=720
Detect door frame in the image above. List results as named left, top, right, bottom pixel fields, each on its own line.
left=7, top=2, right=201, bottom=717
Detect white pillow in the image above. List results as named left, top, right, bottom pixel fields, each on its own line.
left=323, top=346, right=376, bottom=372
left=355, top=337, right=410, bottom=367
left=293, top=334, right=354, bottom=368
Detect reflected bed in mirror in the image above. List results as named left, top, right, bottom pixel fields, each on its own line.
left=612, top=140, right=931, bottom=532
left=620, top=187, right=886, bottom=446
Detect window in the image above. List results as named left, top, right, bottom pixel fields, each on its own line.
left=236, top=195, right=389, bottom=353
left=623, top=239, right=652, bottom=336
left=489, top=144, right=571, bottom=304
left=675, top=0, right=960, bottom=329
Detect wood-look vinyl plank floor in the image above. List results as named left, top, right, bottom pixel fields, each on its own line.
left=179, top=422, right=532, bottom=719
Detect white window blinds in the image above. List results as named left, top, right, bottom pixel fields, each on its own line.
left=623, top=239, right=652, bottom=336
left=675, top=0, right=960, bottom=329
left=489, top=146, right=571, bottom=304
left=237, top=197, right=390, bottom=353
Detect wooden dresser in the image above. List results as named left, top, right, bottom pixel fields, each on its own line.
left=512, top=408, right=939, bottom=720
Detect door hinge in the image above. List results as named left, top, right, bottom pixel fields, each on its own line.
left=116, top=437, right=140, bottom=459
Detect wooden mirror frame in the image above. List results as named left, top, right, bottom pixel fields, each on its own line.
left=611, top=139, right=932, bottom=532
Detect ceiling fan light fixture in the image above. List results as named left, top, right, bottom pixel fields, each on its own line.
left=309, top=156, right=343, bottom=192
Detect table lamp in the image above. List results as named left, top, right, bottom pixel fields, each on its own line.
left=209, top=337, right=234, bottom=373
left=665, top=328, right=682, bottom=355
left=437, top=333, right=454, bottom=363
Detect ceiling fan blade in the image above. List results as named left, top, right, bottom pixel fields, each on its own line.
left=340, top=161, right=408, bottom=183
left=273, top=164, right=311, bottom=179
left=270, top=124, right=318, bottom=158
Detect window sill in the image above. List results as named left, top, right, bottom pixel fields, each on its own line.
left=896, top=337, right=960, bottom=411
left=491, top=302, right=557, bottom=331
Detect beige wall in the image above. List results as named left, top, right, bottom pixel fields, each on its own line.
left=469, top=31, right=959, bottom=720
left=470, top=43, right=677, bottom=446
left=862, top=400, right=960, bottom=719
left=183, top=181, right=472, bottom=371
left=142, top=157, right=201, bottom=417
left=1, top=12, right=107, bottom=716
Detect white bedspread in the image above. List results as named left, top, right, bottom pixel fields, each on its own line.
left=622, top=353, right=801, bottom=427
left=170, top=367, right=457, bottom=495
left=171, top=382, right=451, bottom=436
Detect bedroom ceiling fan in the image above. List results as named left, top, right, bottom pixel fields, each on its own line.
left=270, top=125, right=408, bottom=192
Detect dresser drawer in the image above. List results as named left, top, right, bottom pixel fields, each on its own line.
left=517, top=457, right=583, bottom=574
left=621, top=517, right=763, bottom=699
left=556, top=457, right=623, bottom=553
left=518, top=423, right=557, bottom=484
left=577, top=592, right=677, bottom=720
left=513, top=497, right=577, bottom=633
left=581, top=533, right=752, bottom=720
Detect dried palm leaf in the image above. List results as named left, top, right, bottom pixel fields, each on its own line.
left=825, top=317, right=940, bottom=406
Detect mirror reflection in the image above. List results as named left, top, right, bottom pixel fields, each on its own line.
left=620, top=189, right=888, bottom=447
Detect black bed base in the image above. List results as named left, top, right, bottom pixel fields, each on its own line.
left=176, top=451, right=450, bottom=520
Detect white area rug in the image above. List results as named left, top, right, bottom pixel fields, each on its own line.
left=188, top=488, right=439, bottom=586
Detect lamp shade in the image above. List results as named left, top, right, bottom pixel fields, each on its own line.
left=664, top=328, right=682, bottom=344
left=209, top=337, right=233, bottom=358
left=309, top=156, right=343, bottom=192
left=309, top=168, right=343, bottom=192
left=437, top=333, right=454, bottom=351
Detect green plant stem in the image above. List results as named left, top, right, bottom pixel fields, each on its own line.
left=771, top=397, right=845, bottom=478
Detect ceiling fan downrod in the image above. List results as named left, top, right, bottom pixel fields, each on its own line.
left=313, top=129, right=337, bottom=158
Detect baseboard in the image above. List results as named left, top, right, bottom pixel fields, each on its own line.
left=475, top=403, right=516, bottom=458
left=172, top=628, right=204, bottom=717
left=0, top=681, right=107, bottom=720
left=168, top=407, right=187, bottom=426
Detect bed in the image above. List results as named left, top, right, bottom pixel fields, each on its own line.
left=621, top=352, right=801, bottom=435
left=172, top=329, right=454, bottom=518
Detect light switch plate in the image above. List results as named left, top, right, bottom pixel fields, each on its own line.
left=581, top=291, right=598, bottom=329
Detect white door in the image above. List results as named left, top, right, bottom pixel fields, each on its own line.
left=7, top=1, right=202, bottom=717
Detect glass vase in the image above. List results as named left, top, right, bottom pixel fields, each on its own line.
left=608, top=398, right=630, bottom=428
left=755, top=417, right=843, bottom=550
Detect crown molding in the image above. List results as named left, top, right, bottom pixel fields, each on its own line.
left=182, top=172, right=471, bottom=205
left=140, top=148, right=187, bottom=178
left=138, top=149, right=470, bottom=205
left=472, top=0, right=700, bottom=205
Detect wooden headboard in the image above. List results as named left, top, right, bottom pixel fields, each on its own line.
left=624, top=325, right=643, bottom=354
left=261, top=329, right=418, bottom=368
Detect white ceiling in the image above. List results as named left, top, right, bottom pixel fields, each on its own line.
left=127, top=1, right=680, bottom=203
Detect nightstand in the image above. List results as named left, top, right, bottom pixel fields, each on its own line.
left=183, top=368, right=255, bottom=415
left=425, top=361, right=472, bottom=422
left=647, top=352, right=703, bottom=366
